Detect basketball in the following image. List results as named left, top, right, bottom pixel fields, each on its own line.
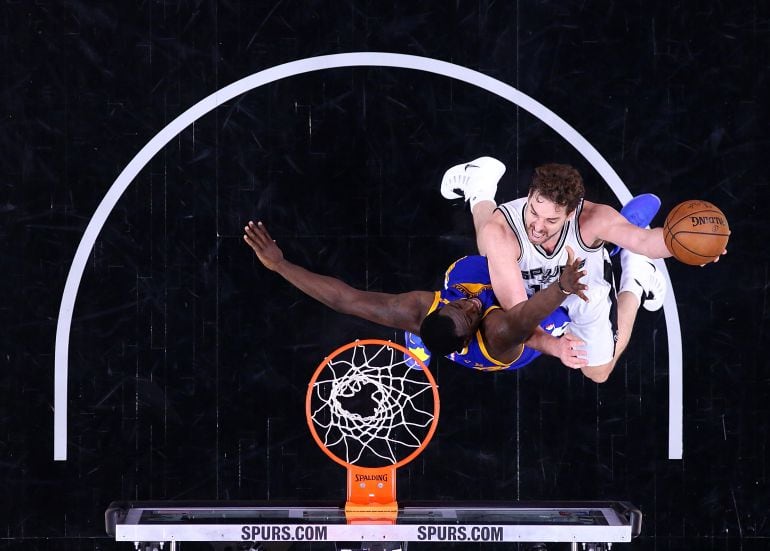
left=663, top=200, right=730, bottom=265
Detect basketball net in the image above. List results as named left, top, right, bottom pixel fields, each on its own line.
left=306, top=340, right=440, bottom=523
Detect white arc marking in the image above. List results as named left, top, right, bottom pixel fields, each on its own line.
left=55, top=52, right=682, bottom=460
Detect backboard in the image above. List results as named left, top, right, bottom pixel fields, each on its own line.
left=106, top=499, right=641, bottom=549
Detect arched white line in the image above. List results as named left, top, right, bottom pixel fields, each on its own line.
left=54, top=52, right=682, bottom=460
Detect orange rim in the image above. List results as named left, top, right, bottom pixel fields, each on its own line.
left=305, top=339, right=440, bottom=471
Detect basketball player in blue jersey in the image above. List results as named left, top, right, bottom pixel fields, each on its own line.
left=416, top=254, right=574, bottom=371
left=243, top=220, right=588, bottom=370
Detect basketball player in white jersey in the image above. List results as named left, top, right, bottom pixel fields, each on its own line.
left=441, top=157, right=671, bottom=383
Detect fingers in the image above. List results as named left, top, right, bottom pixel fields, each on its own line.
left=244, top=221, right=270, bottom=248
left=562, top=275, right=588, bottom=301
left=562, top=333, right=587, bottom=368
left=559, top=246, right=586, bottom=296
left=564, top=334, right=586, bottom=348
left=565, top=246, right=585, bottom=270
left=701, top=248, right=727, bottom=266
left=575, top=286, right=589, bottom=302
left=565, top=354, right=588, bottom=369
left=565, top=245, right=575, bottom=266
left=243, top=222, right=271, bottom=258
left=243, top=222, right=258, bottom=250
left=243, top=224, right=258, bottom=250
left=255, top=221, right=274, bottom=243
left=564, top=245, right=583, bottom=269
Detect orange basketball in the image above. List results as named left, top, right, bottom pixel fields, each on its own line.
left=663, top=200, right=730, bottom=265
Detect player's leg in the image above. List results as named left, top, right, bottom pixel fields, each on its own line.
left=471, top=201, right=496, bottom=237
left=405, top=158, right=506, bottom=368
left=586, top=290, right=640, bottom=382
left=578, top=250, right=666, bottom=383
left=610, top=249, right=667, bottom=363
left=605, top=194, right=665, bottom=364
left=578, top=196, right=666, bottom=381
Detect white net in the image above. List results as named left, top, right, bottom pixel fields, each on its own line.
left=308, top=341, right=438, bottom=468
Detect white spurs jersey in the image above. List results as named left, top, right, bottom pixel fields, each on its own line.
left=496, top=197, right=614, bottom=298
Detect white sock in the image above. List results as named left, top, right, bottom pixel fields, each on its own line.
left=469, top=194, right=497, bottom=210
left=468, top=181, right=498, bottom=209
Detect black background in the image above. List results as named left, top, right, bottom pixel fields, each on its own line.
left=2, top=1, right=768, bottom=550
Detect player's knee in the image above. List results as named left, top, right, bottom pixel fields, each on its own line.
left=581, top=362, right=613, bottom=384
left=589, top=371, right=610, bottom=384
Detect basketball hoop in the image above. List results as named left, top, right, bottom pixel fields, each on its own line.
left=306, top=339, right=440, bottom=523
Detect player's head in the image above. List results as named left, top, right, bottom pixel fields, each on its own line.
left=525, top=163, right=585, bottom=246
left=419, top=298, right=484, bottom=357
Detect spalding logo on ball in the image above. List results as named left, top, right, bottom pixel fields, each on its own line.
left=663, top=200, right=730, bottom=265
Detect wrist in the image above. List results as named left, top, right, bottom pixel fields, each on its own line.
left=557, top=278, right=571, bottom=295
left=272, top=258, right=289, bottom=274
left=527, top=329, right=560, bottom=355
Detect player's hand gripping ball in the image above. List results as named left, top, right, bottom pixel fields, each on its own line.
left=663, top=200, right=730, bottom=265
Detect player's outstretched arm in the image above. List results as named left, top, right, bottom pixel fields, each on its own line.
left=487, top=246, right=587, bottom=350
left=593, top=204, right=672, bottom=259
left=243, top=221, right=431, bottom=333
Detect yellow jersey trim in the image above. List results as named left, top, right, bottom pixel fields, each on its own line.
left=476, top=306, right=524, bottom=368
left=426, top=291, right=443, bottom=316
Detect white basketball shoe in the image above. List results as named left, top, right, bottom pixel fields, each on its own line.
left=440, top=156, right=506, bottom=207
left=619, top=250, right=667, bottom=312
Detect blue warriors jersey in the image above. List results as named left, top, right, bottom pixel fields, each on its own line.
left=404, top=255, right=570, bottom=372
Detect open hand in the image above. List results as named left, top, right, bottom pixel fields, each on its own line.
left=243, top=221, right=285, bottom=271
left=556, top=332, right=588, bottom=369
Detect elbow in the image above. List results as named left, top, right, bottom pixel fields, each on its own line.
left=489, top=322, right=531, bottom=350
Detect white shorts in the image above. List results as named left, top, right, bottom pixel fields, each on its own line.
left=561, top=275, right=618, bottom=367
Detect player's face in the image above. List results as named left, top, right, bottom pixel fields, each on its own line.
left=524, top=192, right=572, bottom=246
left=439, top=297, right=484, bottom=344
